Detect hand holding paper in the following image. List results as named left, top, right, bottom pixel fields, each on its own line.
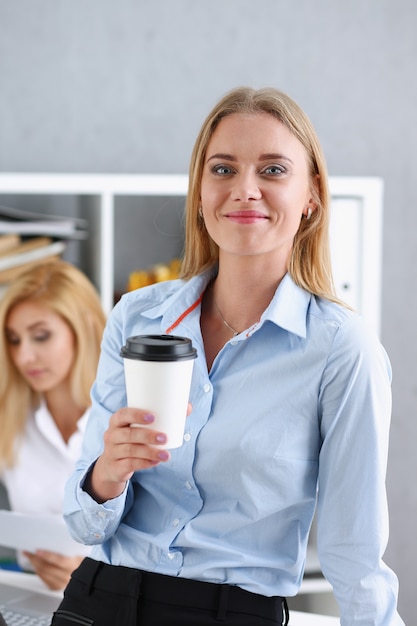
left=0, top=510, right=90, bottom=558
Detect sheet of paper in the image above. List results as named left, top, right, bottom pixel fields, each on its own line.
left=0, top=510, right=90, bottom=557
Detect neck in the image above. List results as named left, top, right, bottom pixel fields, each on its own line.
left=44, top=387, right=85, bottom=443
left=216, top=249, right=287, bottom=289
left=210, top=255, right=287, bottom=333
left=201, top=257, right=286, bottom=370
left=208, top=277, right=283, bottom=338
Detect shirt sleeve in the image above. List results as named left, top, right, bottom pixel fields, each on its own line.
left=63, top=298, right=133, bottom=545
left=317, top=315, right=404, bottom=625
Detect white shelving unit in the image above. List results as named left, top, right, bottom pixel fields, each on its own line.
left=0, top=174, right=188, bottom=314
left=0, top=173, right=383, bottom=333
left=329, top=176, right=383, bottom=336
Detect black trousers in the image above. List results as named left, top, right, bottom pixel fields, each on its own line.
left=50, top=558, right=289, bottom=626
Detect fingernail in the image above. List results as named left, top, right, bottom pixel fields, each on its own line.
left=143, top=413, right=155, bottom=423
left=158, top=450, right=170, bottom=461
left=155, top=434, right=167, bottom=443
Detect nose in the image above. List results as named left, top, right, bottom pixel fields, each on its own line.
left=13, top=339, right=37, bottom=369
left=230, top=170, right=262, bottom=202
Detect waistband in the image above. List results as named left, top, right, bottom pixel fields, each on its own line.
left=73, top=557, right=289, bottom=624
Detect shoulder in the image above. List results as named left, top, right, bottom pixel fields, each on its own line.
left=108, top=279, right=187, bottom=330
left=309, top=296, right=391, bottom=377
left=112, top=273, right=211, bottom=322
left=309, top=296, right=359, bottom=329
left=309, top=295, right=372, bottom=337
left=102, top=276, right=207, bottom=344
left=117, top=278, right=186, bottom=311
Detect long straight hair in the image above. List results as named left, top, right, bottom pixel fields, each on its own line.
left=181, top=86, right=339, bottom=303
left=0, top=260, right=106, bottom=468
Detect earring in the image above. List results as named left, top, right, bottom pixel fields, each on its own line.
left=306, top=206, right=312, bottom=220
left=198, top=206, right=205, bottom=228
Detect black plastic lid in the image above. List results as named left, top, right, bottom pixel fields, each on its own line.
left=120, top=334, right=197, bottom=362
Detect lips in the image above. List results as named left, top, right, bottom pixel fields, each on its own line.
left=25, top=369, right=46, bottom=379
left=225, top=210, right=268, bottom=224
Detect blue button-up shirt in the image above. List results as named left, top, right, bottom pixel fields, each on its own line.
left=64, top=271, right=404, bottom=625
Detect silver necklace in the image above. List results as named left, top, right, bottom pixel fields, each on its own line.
left=213, top=299, right=240, bottom=337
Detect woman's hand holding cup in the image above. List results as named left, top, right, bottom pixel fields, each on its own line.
left=85, top=335, right=196, bottom=504
left=85, top=403, right=192, bottom=504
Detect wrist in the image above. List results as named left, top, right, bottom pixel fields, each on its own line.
left=82, top=458, right=127, bottom=503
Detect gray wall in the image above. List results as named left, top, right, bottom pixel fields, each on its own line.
left=1, top=1, right=416, bottom=622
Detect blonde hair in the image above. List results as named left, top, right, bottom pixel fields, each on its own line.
left=181, top=86, right=338, bottom=302
left=0, top=260, right=106, bottom=468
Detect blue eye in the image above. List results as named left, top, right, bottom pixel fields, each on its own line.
left=212, top=164, right=234, bottom=175
left=263, top=165, right=286, bottom=175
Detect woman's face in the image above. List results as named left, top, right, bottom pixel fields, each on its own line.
left=5, top=300, right=76, bottom=394
left=200, top=112, right=316, bottom=267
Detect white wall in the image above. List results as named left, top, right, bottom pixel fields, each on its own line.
left=1, top=1, right=416, bottom=622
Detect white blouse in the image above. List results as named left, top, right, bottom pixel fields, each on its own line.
left=2, top=398, right=89, bottom=515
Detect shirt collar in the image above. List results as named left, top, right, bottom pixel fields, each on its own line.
left=139, top=270, right=311, bottom=339
left=262, top=272, right=311, bottom=339
left=141, top=271, right=215, bottom=333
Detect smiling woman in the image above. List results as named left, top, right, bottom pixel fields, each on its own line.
left=50, top=87, right=404, bottom=626
left=198, top=112, right=317, bottom=366
left=0, top=260, right=106, bottom=591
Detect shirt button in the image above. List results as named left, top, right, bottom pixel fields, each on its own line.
left=203, top=383, right=211, bottom=393
left=230, top=340, right=238, bottom=346
left=167, top=552, right=176, bottom=560
left=185, top=481, right=192, bottom=490
left=172, top=518, right=180, bottom=527
left=97, top=511, right=106, bottom=518
left=184, top=432, right=191, bottom=442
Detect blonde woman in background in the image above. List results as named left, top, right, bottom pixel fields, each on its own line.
left=0, top=260, right=106, bottom=590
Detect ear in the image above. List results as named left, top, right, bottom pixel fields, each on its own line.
left=305, top=174, right=320, bottom=216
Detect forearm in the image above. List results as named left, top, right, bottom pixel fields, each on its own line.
left=63, top=463, right=128, bottom=546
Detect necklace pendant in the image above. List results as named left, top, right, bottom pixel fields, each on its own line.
left=222, top=319, right=240, bottom=337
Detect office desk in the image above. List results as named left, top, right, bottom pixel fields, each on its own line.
left=0, top=569, right=62, bottom=599
left=0, top=570, right=339, bottom=625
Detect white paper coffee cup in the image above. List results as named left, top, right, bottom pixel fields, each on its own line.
left=120, top=334, right=197, bottom=449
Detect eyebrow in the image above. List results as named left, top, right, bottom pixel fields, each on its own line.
left=206, top=152, right=294, bottom=164
left=260, top=153, right=294, bottom=164
left=207, top=153, right=236, bottom=162
left=6, top=321, right=48, bottom=334
left=28, top=321, right=49, bottom=330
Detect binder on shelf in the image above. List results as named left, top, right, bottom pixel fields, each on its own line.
left=0, top=219, right=86, bottom=238
left=0, top=236, right=53, bottom=260
left=0, top=203, right=88, bottom=240
left=0, top=235, right=66, bottom=284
